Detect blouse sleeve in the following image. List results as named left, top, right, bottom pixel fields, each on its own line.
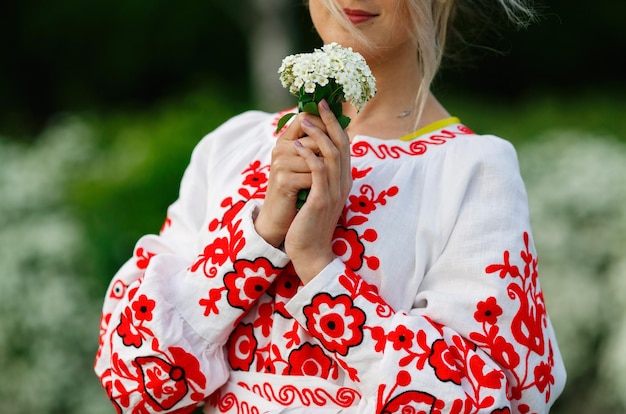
left=285, top=136, right=566, bottom=413
left=94, top=114, right=290, bottom=413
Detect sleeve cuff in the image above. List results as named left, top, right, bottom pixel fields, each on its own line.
left=169, top=199, right=290, bottom=344
left=284, top=258, right=347, bottom=321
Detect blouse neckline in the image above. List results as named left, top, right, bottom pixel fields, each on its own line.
left=398, top=117, right=461, bottom=141
left=350, top=117, right=461, bottom=143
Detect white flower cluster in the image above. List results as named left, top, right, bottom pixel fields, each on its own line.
left=278, top=42, right=376, bottom=112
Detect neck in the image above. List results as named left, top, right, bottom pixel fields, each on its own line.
left=343, top=42, right=450, bottom=140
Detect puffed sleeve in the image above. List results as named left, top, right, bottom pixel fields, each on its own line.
left=286, top=135, right=566, bottom=413
left=94, top=112, right=290, bottom=413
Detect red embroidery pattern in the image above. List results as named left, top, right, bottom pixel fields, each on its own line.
left=332, top=167, right=398, bottom=274
left=303, top=293, right=366, bottom=357
left=209, top=390, right=261, bottom=414
left=239, top=382, right=361, bottom=408
left=381, top=389, right=444, bottom=414
left=350, top=125, right=474, bottom=159
left=192, top=216, right=245, bottom=279
left=347, top=232, right=554, bottom=412
left=101, top=160, right=275, bottom=412
left=224, top=258, right=283, bottom=310
left=109, top=279, right=127, bottom=300
left=196, top=161, right=274, bottom=312
left=135, top=247, right=155, bottom=270
left=472, top=232, right=556, bottom=403
left=103, top=338, right=207, bottom=412
left=214, top=161, right=399, bottom=384
left=116, top=291, right=155, bottom=349
left=287, top=343, right=334, bottom=377
left=228, top=323, right=257, bottom=371
left=209, top=382, right=361, bottom=413
left=160, top=216, right=172, bottom=234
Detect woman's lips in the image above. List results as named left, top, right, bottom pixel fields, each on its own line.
left=344, top=9, right=378, bottom=24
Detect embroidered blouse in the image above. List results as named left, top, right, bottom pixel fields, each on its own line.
left=94, top=110, right=566, bottom=413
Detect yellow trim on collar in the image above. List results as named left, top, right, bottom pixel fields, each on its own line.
left=398, top=117, right=461, bottom=142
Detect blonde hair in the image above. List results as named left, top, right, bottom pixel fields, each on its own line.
left=312, top=0, right=536, bottom=126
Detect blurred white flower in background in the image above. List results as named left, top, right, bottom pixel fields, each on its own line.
left=519, top=131, right=626, bottom=411
left=0, top=119, right=112, bottom=414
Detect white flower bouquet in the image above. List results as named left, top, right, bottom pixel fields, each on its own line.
left=276, top=42, right=376, bottom=208
left=276, top=42, right=376, bottom=132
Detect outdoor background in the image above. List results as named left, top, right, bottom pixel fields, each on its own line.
left=0, top=0, right=624, bottom=412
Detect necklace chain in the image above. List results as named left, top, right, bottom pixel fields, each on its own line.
left=397, top=108, right=413, bottom=118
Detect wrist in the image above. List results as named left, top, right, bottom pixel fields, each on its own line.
left=291, top=252, right=336, bottom=285
left=254, top=212, right=285, bottom=248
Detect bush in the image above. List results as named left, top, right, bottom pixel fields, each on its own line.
left=519, top=131, right=626, bottom=413
left=0, top=89, right=242, bottom=413
left=0, top=119, right=111, bottom=413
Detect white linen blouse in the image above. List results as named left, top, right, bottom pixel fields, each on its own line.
left=95, top=110, right=566, bottom=413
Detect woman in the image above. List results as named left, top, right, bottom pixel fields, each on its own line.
left=95, top=0, right=566, bottom=412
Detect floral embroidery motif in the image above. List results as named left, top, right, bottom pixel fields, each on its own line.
left=474, top=297, right=503, bottom=325
left=472, top=232, right=556, bottom=403
left=238, top=161, right=270, bottom=200
left=116, top=294, right=156, bottom=348
left=351, top=233, right=554, bottom=412
left=380, top=390, right=444, bottom=414
left=95, top=103, right=563, bottom=414
left=331, top=226, right=366, bottom=271
left=303, top=293, right=366, bottom=356
left=267, top=266, right=301, bottom=318
left=132, top=294, right=156, bottom=322
left=103, top=340, right=206, bottom=413
left=228, top=323, right=258, bottom=371
left=332, top=168, right=398, bottom=273
left=109, top=279, right=127, bottom=299
left=287, top=343, right=334, bottom=378
left=192, top=218, right=245, bottom=279
left=224, top=257, right=282, bottom=310
left=135, top=247, right=155, bottom=270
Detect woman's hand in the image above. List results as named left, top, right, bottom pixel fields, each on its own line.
left=254, top=108, right=327, bottom=248
left=284, top=100, right=353, bottom=284
left=255, top=100, right=352, bottom=284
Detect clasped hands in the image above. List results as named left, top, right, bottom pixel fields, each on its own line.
left=254, top=100, right=352, bottom=284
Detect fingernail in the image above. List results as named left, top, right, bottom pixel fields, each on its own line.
left=302, top=118, right=313, bottom=128
left=294, top=139, right=303, bottom=148
left=320, top=99, right=330, bottom=111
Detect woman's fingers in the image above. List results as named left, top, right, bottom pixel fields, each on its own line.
left=318, top=100, right=350, bottom=158
left=299, top=101, right=352, bottom=195
left=278, top=112, right=326, bottom=143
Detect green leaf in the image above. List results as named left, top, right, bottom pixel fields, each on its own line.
left=275, top=112, right=296, bottom=134
left=316, top=83, right=333, bottom=100
left=301, top=101, right=320, bottom=116
left=329, top=102, right=343, bottom=118
left=338, top=115, right=351, bottom=129
left=299, top=92, right=314, bottom=103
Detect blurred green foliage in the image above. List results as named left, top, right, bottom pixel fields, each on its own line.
left=2, top=0, right=624, bottom=138
left=67, top=87, right=247, bottom=293
left=442, top=90, right=626, bottom=146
